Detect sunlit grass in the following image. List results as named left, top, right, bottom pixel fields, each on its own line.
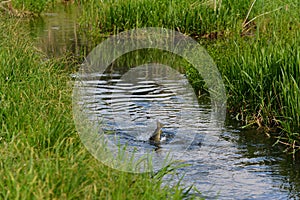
left=204, top=1, right=300, bottom=150
left=79, top=0, right=246, bottom=38
left=0, top=19, right=197, bottom=199
left=78, top=0, right=300, bottom=151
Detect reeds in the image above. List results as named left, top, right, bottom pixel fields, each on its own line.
left=208, top=2, right=300, bottom=150
left=78, top=0, right=300, bottom=150
left=0, top=19, right=194, bottom=199
left=79, top=0, right=249, bottom=38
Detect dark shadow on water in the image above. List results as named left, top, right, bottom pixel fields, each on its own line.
left=224, top=118, right=300, bottom=199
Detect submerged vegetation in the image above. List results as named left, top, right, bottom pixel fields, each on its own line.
left=79, top=0, right=300, bottom=152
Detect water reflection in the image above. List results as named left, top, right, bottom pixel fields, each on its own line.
left=28, top=5, right=90, bottom=57
left=75, top=62, right=213, bottom=172
left=30, top=5, right=300, bottom=199
left=75, top=60, right=300, bottom=198
left=233, top=127, right=300, bottom=199
left=175, top=122, right=300, bottom=199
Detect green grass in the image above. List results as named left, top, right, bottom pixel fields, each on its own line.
left=0, top=0, right=51, bottom=16
left=78, top=0, right=300, bottom=151
left=1, top=0, right=299, bottom=196
left=203, top=1, right=300, bottom=151
left=12, top=0, right=49, bottom=14
left=79, top=0, right=243, bottom=38
left=0, top=17, right=197, bottom=199
left=208, top=31, right=299, bottom=137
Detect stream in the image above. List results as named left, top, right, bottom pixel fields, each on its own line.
left=27, top=5, right=300, bottom=199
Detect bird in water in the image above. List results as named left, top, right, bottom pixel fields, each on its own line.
left=149, top=121, right=164, bottom=144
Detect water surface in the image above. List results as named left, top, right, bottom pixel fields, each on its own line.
left=29, top=5, right=300, bottom=199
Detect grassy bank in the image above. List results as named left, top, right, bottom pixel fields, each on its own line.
left=79, top=0, right=300, bottom=152
left=0, top=17, right=194, bottom=199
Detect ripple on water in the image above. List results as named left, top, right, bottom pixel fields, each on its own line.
left=75, top=69, right=299, bottom=199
